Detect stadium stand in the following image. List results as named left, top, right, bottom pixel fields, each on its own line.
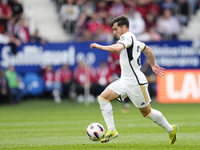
left=178, top=9, right=200, bottom=40
left=21, top=0, right=70, bottom=42
left=19, top=0, right=200, bottom=42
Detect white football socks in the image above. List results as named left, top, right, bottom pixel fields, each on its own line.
left=98, top=97, right=115, bottom=131
left=147, top=108, right=173, bottom=133
left=98, top=96, right=173, bottom=133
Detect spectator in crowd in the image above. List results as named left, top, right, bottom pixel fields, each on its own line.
left=126, top=8, right=145, bottom=36
left=43, top=64, right=62, bottom=103
left=95, top=1, right=109, bottom=20
left=54, top=0, right=63, bottom=13
left=157, top=9, right=181, bottom=40
left=176, top=0, right=190, bottom=26
left=3, top=1, right=23, bottom=52
left=137, top=27, right=162, bottom=42
left=195, top=0, right=200, bottom=12
left=76, top=0, right=86, bottom=13
left=136, top=0, right=152, bottom=21
left=0, top=69, right=10, bottom=104
left=124, top=0, right=137, bottom=9
left=0, top=29, right=21, bottom=55
left=55, top=63, right=73, bottom=98
left=145, top=12, right=157, bottom=30
left=75, top=12, right=88, bottom=42
left=0, top=0, right=13, bottom=33
left=8, top=32, right=21, bottom=55
left=5, top=65, right=22, bottom=104
left=148, top=27, right=162, bottom=41
left=96, top=61, right=111, bottom=95
left=136, top=0, right=161, bottom=24
left=59, top=0, right=80, bottom=34
left=0, top=31, right=10, bottom=44
left=5, top=13, right=22, bottom=55
left=14, top=15, right=30, bottom=43
left=102, top=17, right=113, bottom=42
left=108, top=0, right=126, bottom=18
left=82, top=27, right=93, bottom=42
left=6, top=17, right=15, bottom=34
left=95, top=17, right=113, bottom=43
left=161, top=0, right=177, bottom=15
left=30, top=29, right=47, bottom=45
left=95, top=27, right=107, bottom=42
left=137, top=28, right=151, bottom=42
left=73, top=60, right=97, bottom=103
left=8, top=0, right=23, bottom=19
left=86, top=12, right=103, bottom=41
left=77, top=11, right=105, bottom=42
left=77, top=0, right=95, bottom=18
left=149, top=0, right=161, bottom=17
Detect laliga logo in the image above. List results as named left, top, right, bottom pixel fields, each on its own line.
left=166, top=73, right=200, bottom=100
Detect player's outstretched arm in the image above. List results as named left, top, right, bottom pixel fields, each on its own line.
left=90, top=43, right=124, bottom=53
left=143, top=46, right=165, bottom=77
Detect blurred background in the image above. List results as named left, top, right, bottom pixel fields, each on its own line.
left=0, top=0, right=200, bottom=105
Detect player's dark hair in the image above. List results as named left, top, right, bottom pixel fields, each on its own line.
left=110, top=15, right=129, bottom=29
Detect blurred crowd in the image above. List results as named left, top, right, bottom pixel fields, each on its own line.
left=0, top=51, right=157, bottom=105
left=1, top=0, right=200, bottom=46
left=0, top=53, right=128, bottom=104
left=0, top=0, right=46, bottom=55
left=53, top=0, right=200, bottom=42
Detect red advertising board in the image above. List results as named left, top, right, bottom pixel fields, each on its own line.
left=157, top=70, right=200, bottom=103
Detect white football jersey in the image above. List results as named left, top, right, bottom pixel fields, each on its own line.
left=117, top=32, right=148, bottom=86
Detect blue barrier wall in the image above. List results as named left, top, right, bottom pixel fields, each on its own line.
left=0, top=42, right=110, bottom=73
left=0, top=41, right=200, bottom=74
left=147, top=41, right=200, bottom=69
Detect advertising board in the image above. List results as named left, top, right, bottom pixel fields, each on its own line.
left=157, top=70, right=200, bottom=103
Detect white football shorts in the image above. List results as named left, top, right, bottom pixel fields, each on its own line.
left=107, top=79, right=151, bottom=108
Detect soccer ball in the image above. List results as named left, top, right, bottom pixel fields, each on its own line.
left=86, top=123, right=105, bottom=141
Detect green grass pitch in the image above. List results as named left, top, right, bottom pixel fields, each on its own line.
left=0, top=99, right=200, bottom=150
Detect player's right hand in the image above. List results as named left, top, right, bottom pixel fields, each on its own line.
left=151, top=65, right=165, bottom=77
left=90, top=43, right=101, bottom=49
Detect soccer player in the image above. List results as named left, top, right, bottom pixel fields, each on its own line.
left=90, top=15, right=178, bottom=144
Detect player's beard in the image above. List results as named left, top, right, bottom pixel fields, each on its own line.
left=116, top=27, right=124, bottom=39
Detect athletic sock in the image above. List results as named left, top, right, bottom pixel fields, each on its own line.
left=98, top=97, right=115, bottom=131
left=147, top=108, right=173, bottom=133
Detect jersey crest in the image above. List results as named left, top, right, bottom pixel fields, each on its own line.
left=119, top=36, right=125, bottom=41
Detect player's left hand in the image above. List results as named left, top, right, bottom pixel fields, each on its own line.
left=151, top=65, right=165, bottom=77
left=90, top=43, right=101, bottom=49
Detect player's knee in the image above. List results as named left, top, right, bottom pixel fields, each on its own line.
left=98, top=96, right=110, bottom=103
left=140, top=108, right=152, bottom=118
left=141, top=112, right=149, bottom=117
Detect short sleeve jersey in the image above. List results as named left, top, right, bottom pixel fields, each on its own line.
left=117, top=32, right=148, bottom=85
